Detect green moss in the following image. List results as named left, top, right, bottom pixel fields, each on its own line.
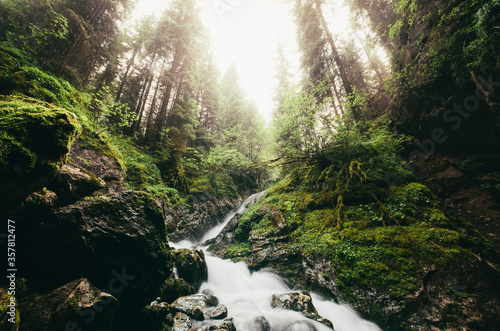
left=67, top=296, right=79, bottom=311
left=0, top=44, right=88, bottom=110
left=189, top=176, right=215, bottom=195
left=0, top=288, right=20, bottom=329
left=225, top=242, right=250, bottom=259
left=0, top=95, right=79, bottom=193
left=238, top=162, right=500, bottom=303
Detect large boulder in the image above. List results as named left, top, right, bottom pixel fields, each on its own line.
left=16, top=190, right=171, bottom=328
left=18, top=278, right=117, bottom=331
left=47, top=163, right=106, bottom=206
left=172, top=249, right=208, bottom=291
left=172, top=312, right=192, bottom=331
left=271, top=292, right=334, bottom=329
left=0, top=95, right=79, bottom=215
left=171, top=294, right=219, bottom=321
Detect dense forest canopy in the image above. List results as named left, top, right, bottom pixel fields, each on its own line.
left=0, top=0, right=498, bottom=200
left=0, top=0, right=274, bottom=198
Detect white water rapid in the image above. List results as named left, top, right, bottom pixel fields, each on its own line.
left=171, top=193, right=382, bottom=331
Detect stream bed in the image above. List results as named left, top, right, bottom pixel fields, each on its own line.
left=171, top=193, right=382, bottom=331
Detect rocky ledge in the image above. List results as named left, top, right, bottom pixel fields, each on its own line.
left=166, top=191, right=245, bottom=242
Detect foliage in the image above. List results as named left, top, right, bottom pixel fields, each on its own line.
left=203, top=146, right=252, bottom=173
left=0, top=3, right=268, bottom=203
left=233, top=154, right=498, bottom=305
left=0, top=43, right=88, bottom=110
left=0, top=95, right=79, bottom=188
left=383, top=0, right=500, bottom=99
left=0, top=0, right=68, bottom=51
left=273, top=82, right=332, bottom=161
left=91, top=86, right=135, bottom=135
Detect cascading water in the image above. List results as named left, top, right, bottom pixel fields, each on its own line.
left=171, top=193, right=382, bottom=331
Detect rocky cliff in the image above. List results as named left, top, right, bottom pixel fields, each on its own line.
left=0, top=100, right=237, bottom=330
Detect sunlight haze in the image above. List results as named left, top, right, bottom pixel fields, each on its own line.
left=131, top=0, right=353, bottom=122
left=132, top=0, right=299, bottom=122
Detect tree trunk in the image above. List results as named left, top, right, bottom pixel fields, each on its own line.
left=313, top=0, right=365, bottom=121
left=115, top=47, right=139, bottom=103
left=355, top=31, right=384, bottom=83
left=154, top=50, right=181, bottom=136
left=133, top=74, right=154, bottom=133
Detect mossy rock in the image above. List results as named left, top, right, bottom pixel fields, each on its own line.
left=160, top=278, right=193, bottom=304
left=23, top=188, right=58, bottom=216
left=0, top=95, right=79, bottom=215
left=18, top=278, right=117, bottom=331
left=47, top=163, right=106, bottom=206
left=235, top=172, right=500, bottom=329
left=171, top=249, right=208, bottom=291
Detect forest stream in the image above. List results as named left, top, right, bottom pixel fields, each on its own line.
left=171, top=193, right=382, bottom=331
left=1, top=1, right=500, bottom=330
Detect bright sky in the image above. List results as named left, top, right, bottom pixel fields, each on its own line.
left=130, top=0, right=353, bottom=122
left=131, top=0, right=299, bottom=122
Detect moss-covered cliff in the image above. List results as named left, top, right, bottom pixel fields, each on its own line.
left=0, top=95, right=79, bottom=214
left=214, top=161, right=500, bottom=330
left=388, top=0, right=500, bottom=152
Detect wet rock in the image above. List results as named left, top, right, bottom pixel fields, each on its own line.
left=271, top=292, right=334, bottom=329
left=217, top=318, right=236, bottom=331
left=171, top=294, right=219, bottom=321
left=18, top=278, right=117, bottom=331
left=271, top=292, right=318, bottom=314
left=16, top=190, right=170, bottom=328
left=173, top=312, right=192, bottom=331
left=208, top=213, right=242, bottom=255
left=48, top=163, right=105, bottom=205
left=0, top=95, right=79, bottom=215
left=167, top=191, right=244, bottom=242
left=205, top=304, right=228, bottom=320
left=246, top=235, right=298, bottom=271
left=301, top=253, right=500, bottom=331
left=254, top=316, right=271, bottom=331
left=172, top=249, right=208, bottom=290
left=285, top=320, right=317, bottom=331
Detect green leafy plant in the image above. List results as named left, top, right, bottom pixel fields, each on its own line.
left=91, top=86, right=136, bottom=135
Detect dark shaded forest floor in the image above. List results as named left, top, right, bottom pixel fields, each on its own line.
left=416, top=153, right=500, bottom=253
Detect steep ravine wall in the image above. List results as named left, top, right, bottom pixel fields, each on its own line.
left=0, top=111, right=245, bottom=331
left=389, top=0, right=500, bottom=153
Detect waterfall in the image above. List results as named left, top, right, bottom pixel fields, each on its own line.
left=171, top=193, right=382, bottom=331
